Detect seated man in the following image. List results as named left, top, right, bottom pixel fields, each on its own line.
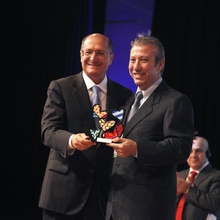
left=176, top=136, right=220, bottom=220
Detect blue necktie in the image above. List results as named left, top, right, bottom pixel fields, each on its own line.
left=92, top=86, right=100, bottom=106
left=127, top=91, right=143, bottom=121
left=92, top=86, right=100, bottom=128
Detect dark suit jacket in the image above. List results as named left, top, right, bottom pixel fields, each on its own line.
left=106, top=80, right=194, bottom=220
left=178, top=164, right=220, bottom=220
left=38, top=72, right=133, bottom=215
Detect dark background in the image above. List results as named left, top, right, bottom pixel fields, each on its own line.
left=1, top=0, right=220, bottom=219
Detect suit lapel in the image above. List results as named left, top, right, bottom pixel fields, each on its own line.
left=179, top=165, right=212, bottom=186
left=106, top=79, right=125, bottom=110
left=123, top=81, right=166, bottom=137
left=123, top=98, right=153, bottom=137
left=71, top=73, right=95, bottom=129
left=195, top=164, right=212, bottom=185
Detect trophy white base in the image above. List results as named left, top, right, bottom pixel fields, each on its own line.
left=96, top=137, right=112, bottom=143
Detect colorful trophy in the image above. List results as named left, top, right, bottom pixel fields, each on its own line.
left=90, top=104, right=124, bottom=143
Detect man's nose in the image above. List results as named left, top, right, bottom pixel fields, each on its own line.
left=89, top=52, right=98, bottom=60
left=133, top=62, right=141, bottom=70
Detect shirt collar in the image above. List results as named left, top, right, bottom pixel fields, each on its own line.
left=82, top=71, right=107, bottom=94
left=189, top=161, right=209, bottom=174
left=136, top=77, right=162, bottom=99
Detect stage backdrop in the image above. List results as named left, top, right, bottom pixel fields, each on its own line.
left=104, top=0, right=155, bottom=93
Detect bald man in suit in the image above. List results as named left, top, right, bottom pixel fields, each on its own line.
left=38, top=33, right=132, bottom=220
left=176, top=136, right=220, bottom=220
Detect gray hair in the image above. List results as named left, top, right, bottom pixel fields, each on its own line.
left=131, top=36, right=165, bottom=73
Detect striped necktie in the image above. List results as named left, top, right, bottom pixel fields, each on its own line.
left=127, top=91, right=143, bottom=121
left=92, top=85, right=100, bottom=106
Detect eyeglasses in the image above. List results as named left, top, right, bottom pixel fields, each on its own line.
left=81, top=50, right=111, bottom=58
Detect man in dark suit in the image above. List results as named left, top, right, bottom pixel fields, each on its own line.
left=176, top=136, right=220, bottom=220
left=106, top=36, right=194, bottom=220
left=38, top=33, right=133, bottom=220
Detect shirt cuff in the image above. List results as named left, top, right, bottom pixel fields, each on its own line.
left=67, top=134, right=76, bottom=155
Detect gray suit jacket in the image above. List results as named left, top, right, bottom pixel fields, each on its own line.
left=179, top=164, right=220, bottom=220
left=38, top=72, right=133, bottom=215
left=106, top=80, right=194, bottom=220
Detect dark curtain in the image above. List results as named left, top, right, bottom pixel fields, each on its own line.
left=151, top=0, right=220, bottom=170
left=1, top=0, right=106, bottom=219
